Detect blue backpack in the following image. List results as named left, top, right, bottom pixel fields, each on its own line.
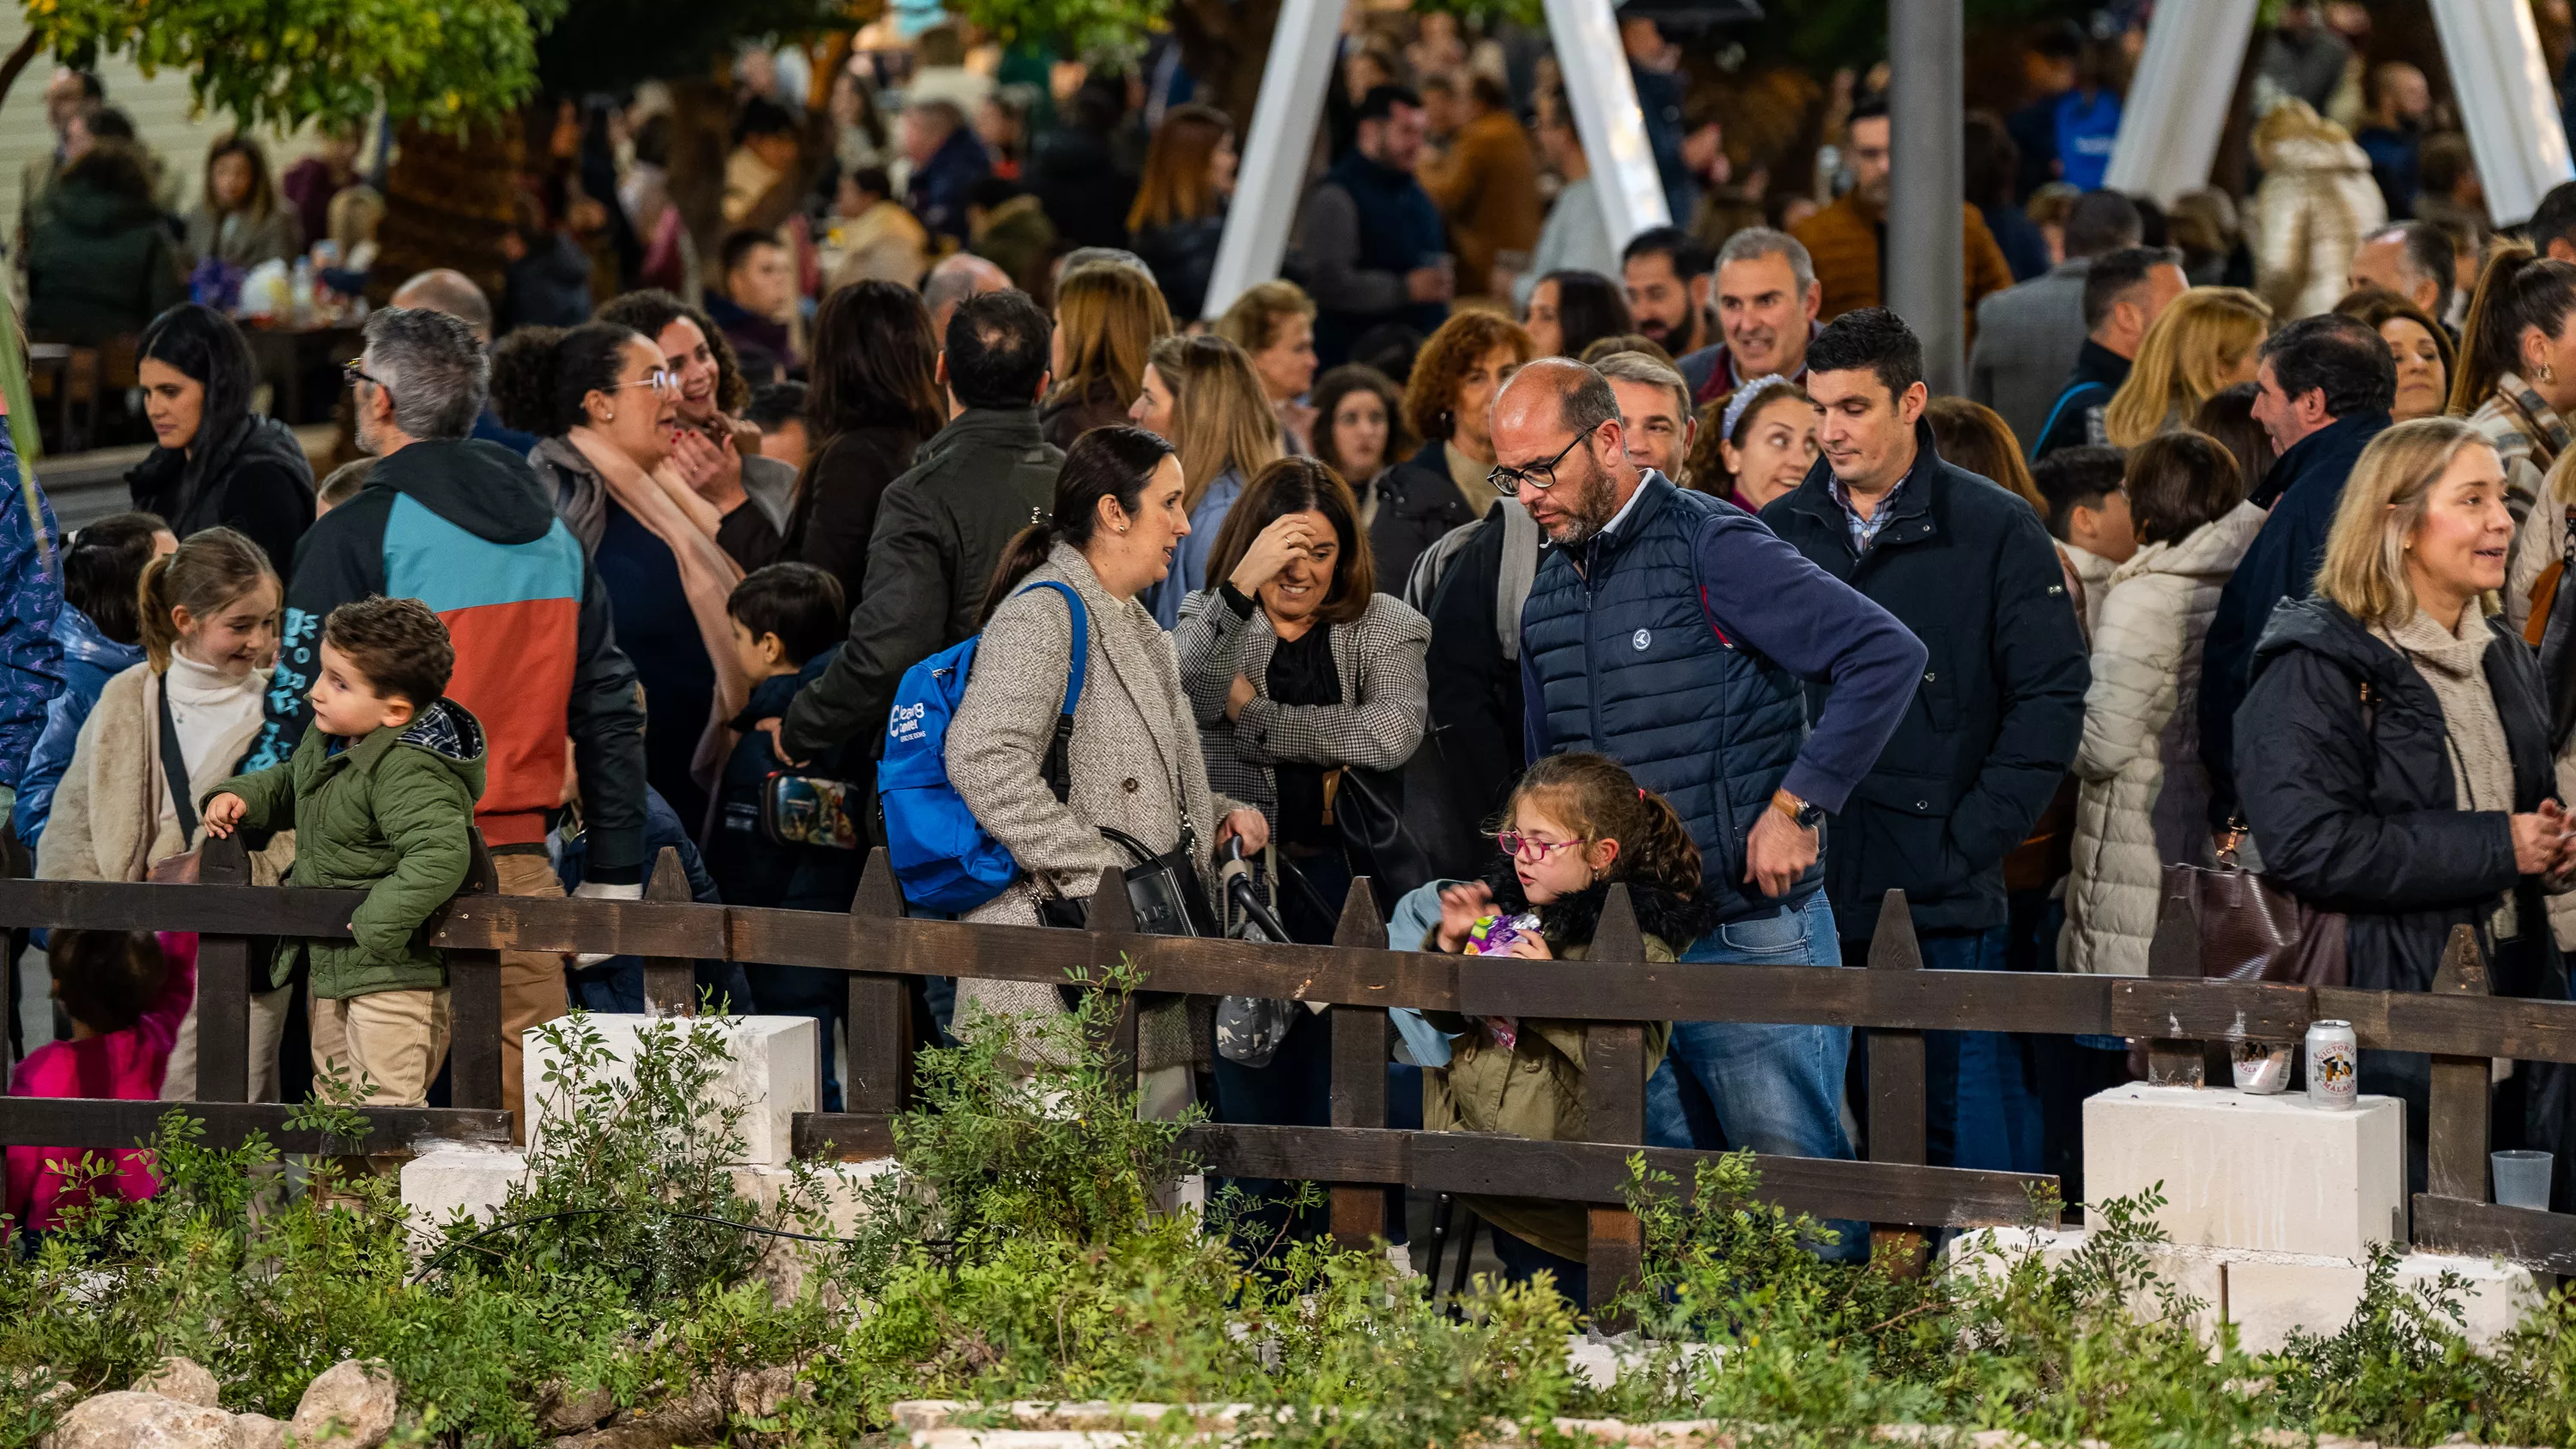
left=878, top=581, right=1088, bottom=913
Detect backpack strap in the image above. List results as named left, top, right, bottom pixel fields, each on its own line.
left=1017, top=580, right=1089, bottom=804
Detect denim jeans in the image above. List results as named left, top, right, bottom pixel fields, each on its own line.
left=1648, top=891, right=1868, bottom=1262
left=1916, top=925, right=2044, bottom=1175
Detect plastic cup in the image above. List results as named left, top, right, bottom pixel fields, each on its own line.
left=2493, top=1149, right=2554, bottom=1210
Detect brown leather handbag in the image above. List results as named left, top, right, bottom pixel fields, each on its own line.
left=2161, top=824, right=2348, bottom=988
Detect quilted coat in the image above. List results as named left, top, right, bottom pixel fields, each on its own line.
left=2061, top=504, right=2264, bottom=976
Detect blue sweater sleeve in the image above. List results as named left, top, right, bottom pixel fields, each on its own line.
left=1691, top=512, right=1926, bottom=814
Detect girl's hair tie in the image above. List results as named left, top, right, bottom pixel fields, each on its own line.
left=1637, top=787, right=1646, bottom=800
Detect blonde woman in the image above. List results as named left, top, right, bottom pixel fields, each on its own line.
left=1129, top=334, right=1285, bottom=629
left=2236, top=415, right=2573, bottom=1198
left=2102, top=288, right=2274, bottom=447
left=1042, top=263, right=1175, bottom=451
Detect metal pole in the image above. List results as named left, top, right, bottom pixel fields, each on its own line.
left=1886, top=0, right=1965, bottom=397
left=1199, top=0, right=1349, bottom=320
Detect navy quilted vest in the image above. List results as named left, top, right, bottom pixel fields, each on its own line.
left=1520, top=476, right=1817, bottom=923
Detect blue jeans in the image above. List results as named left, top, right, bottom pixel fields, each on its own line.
left=1917, top=925, right=2044, bottom=1175
left=1647, top=891, right=1868, bottom=1262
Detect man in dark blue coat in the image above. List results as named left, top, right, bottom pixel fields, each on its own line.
left=2198, top=313, right=2396, bottom=838
left=1288, top=85, right=1452, bottom=366
left=1764, top=308, right=2090, bottom=1177
left=1502, top=358, right=1924, bottom=1264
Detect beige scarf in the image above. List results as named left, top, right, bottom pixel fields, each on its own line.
left=2377, top=605, right=2520, bottom=938
left=566, top=427, right=750, bottom=792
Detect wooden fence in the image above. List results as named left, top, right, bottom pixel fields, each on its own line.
left=3, top=834, right=2573, bottom=1311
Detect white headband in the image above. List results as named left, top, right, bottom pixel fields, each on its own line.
left=1720, top=374, right=1794, bottom=441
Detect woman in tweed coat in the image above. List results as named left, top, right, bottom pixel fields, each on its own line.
left=1173, top=458, right=1428, bottom=1192
left=1175, top=458, right=1431, bottom=941
left=947, top=427, right=1269, bottom=1119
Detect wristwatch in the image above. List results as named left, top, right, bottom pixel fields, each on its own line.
left=1771, top=789, right=1826, bottom=831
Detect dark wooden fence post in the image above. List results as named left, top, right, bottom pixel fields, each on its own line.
left=845, top=848, right=914, bottom=1116
left=1867, top=888, right=1929, bottom=1270
left=1083, top=867, right=1141, bottom=1092
left=637, top=846, right=696, bottom=1016
left=2427, top=925, right=2493, bottom=1208
left=195, top=832, right=255, bottom=1102
left=1583, top=882, right=1649, bottom=1317
left=443, top=833, right=506, bottom=1111
left=1328, top=878, right=1390, bottom=1249
left=2145, top=881, right=2205, bottom=1087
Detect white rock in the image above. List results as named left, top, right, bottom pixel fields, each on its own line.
left=1944, top=1226, right=2543, bottom=1352
left=399, top=1148, right=527, bottom=1229
left=2081, top=1085, right=2405, bottom=1258
left=526, top=1014, right=817, bottom=1165
left=289, top=1360, right=397, bottom=1449
left=130, top=1356, right=220, bottom=1408
left=233, top=1410, right=287, bottom=1449
left=46, top=1391, right=233, bottom=1449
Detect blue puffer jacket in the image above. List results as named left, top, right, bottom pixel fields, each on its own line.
left=0, top=432, right=62, bottom=806
left=12, top=603, right=142, bottom=852
left=1520, top=474, right=1925, bottom=925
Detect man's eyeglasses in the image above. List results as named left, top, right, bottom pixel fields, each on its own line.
left=1497, top=830, right=1585, bottom=863
left=1488, top=424, right=1600, bottom=496
left=341, top=359, right=385, bottom=393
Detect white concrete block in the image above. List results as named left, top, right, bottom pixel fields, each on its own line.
left=1942, top=1225, right=2222, bottom=1339
left=2082, top=1085, right=2405, bottom=1257
left=2221, top=1251, right=2542, bottom=1354
left=525, top=1014, right=818, bottom=1165
left=399, top=1148, right=527, bottom=1228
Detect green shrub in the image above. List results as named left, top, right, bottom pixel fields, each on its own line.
left=7, top=973, right=2576, bottom=1448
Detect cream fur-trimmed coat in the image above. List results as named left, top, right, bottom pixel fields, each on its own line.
left=2061, top=504, right=2264, bottom=976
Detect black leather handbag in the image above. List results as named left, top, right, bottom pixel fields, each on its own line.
left=1041, top=825, right=1214, bottom=1010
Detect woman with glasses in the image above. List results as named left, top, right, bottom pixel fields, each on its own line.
left=1368, top=312, right=1534, bottom=588
left=125, top=303, right=315, bottom=574
left=493, top=321, right=746, bottom=832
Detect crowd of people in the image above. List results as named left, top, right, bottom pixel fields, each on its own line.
left=11, top=1, right=2576, bottom=1278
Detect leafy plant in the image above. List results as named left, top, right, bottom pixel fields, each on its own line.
left=26, top=0, right=567, bottom=132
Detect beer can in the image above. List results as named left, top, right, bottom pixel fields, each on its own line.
left=2306, top=1020, right=2359, bottom=1111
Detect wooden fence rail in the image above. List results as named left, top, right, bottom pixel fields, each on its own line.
left=1, top=843, right=2569, bottom=1305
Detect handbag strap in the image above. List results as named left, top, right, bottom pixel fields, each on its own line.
left=1016, top=580, right=1089, bottom=806
left=155, top=679, right=199, bottom=843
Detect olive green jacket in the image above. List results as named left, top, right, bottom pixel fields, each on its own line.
left=1422, top=933, right=1676, bottom=1264
left=206, top=699, right=486, bottom=999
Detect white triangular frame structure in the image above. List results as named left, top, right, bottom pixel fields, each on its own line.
left=1198, top=0, right=1671, bottom=320
left=2106, top=0, right=2573, bottom=227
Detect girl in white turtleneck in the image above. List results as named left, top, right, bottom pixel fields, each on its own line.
left=39, top=525, right=294, bottom=1100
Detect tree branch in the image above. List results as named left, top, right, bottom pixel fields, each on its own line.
left=0, top=30, right=49, bottom=119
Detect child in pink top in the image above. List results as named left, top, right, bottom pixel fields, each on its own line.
left=5, top=931, right=196, bottom=1237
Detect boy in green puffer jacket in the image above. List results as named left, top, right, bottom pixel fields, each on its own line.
left=204, top=597, right=485, bottom=1106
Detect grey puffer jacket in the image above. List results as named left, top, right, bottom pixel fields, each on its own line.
left=947, top=542, right=1245, bottom=1071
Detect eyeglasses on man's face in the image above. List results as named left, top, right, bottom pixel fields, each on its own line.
left=1488, top=423, right=1601, bottom=496
left=341, top=358, right=384, bottom=394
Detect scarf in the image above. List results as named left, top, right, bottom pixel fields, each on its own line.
left=552, top=428, right=750, bottom=798
left=2376, top=605, right=2520, bottom=938
left=2495, top=372, right=2572, bottom=475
